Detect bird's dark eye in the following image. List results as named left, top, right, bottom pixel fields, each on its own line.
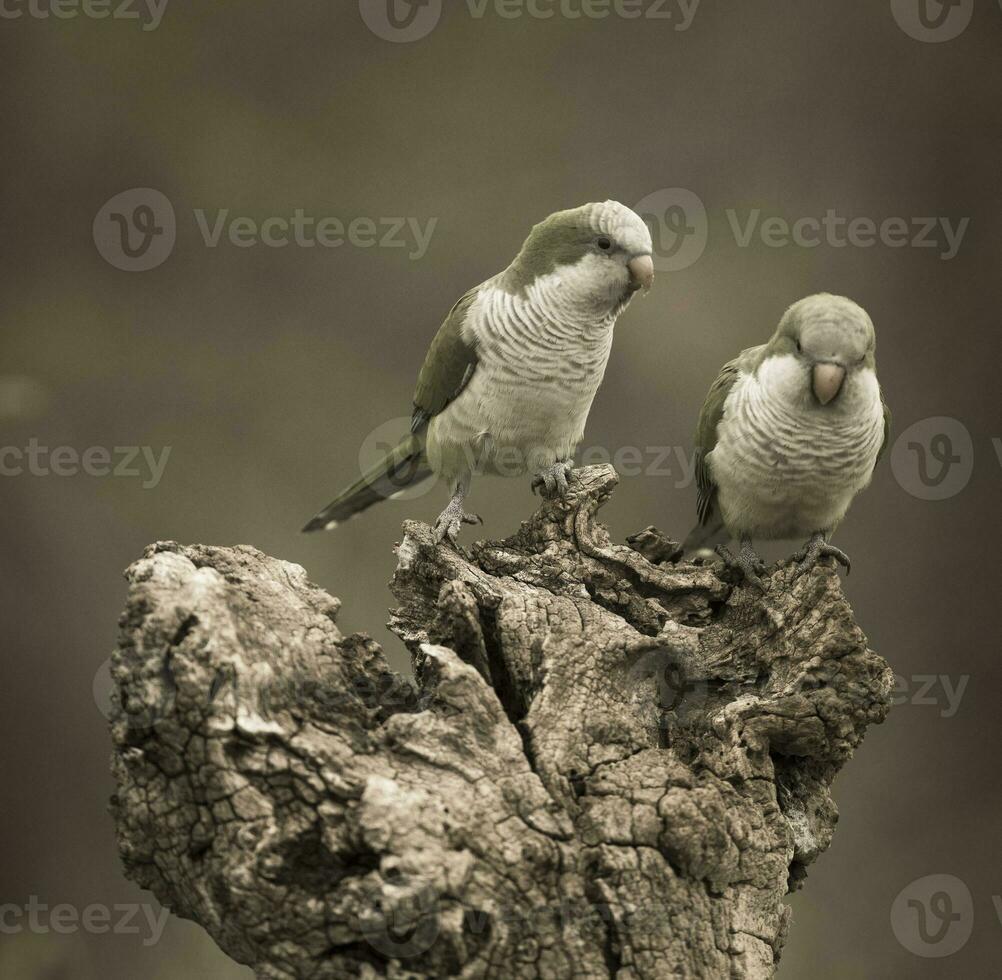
left=596, top=236, right=612, bottom=251
left=795, top=340, right=802, bottom=353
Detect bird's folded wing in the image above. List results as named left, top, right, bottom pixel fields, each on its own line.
left=410, top=282, right=486, bottom=433
left=693, top=344, right=764, bottom=526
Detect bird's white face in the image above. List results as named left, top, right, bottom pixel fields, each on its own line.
left=508, top=201, right=654, bottom=318
left=762, top=293, right=879, bottom=411
left=758, top=350, right=881, bottom=418
left=569, top=201, right=655, bottom=314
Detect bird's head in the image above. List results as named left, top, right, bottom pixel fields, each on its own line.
left=764, top=293, right=877, bottom=408
left=505, top=201, right=654, bottom=315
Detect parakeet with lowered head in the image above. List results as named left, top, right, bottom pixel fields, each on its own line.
left=304, top=201, right=654, bottom=542
left=683, top=293, right=890, bottom=589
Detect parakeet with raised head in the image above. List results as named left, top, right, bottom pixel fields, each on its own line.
left=683, top=293, right=890, bottom=589
left=303, top=201, right=654, bottom=542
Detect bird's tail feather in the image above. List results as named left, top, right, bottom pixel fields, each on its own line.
left=302, top=432, right=431, bottom=533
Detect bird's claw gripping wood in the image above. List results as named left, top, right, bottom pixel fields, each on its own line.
left=531, top=460, right=575, bottom=498
left=434, top=490, right=482, bottom=545
left=716, top=541, right=769, bottom=592
left=794, top=532, right=852, bottom=577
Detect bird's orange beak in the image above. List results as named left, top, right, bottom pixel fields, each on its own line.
left=628, top=254, right=655, bottom=292
left=812, top=363, right=846, bottom=405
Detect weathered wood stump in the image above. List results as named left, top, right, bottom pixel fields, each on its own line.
left=109, top=465, right=892, bottom=979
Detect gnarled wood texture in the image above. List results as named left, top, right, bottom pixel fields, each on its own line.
left=109, top=465, right=892, bottom=979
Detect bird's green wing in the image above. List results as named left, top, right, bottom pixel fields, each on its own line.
left=694, top=345, right=763, bottom=526
left=411, top=285, right=483, bottom=433
left=876, top=388, right=892, bottom=463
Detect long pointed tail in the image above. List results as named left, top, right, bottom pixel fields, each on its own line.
left=302, top=432, right=432, bottom=532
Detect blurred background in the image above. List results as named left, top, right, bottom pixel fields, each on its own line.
left=2, top=1, right=1000, bottom=976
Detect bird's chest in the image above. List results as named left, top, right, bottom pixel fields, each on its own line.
left=710, top=374, right=883, bottom=535
left=427, top=296, right=617, bottom=478
left=468, top=313, right=613, bottom=446
left=473, top=354, right=603, bottom=434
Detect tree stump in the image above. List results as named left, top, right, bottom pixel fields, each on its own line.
left=108, top=465, right=892, bottom=979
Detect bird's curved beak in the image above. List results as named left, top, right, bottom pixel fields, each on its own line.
left=628, top=254, right=655, bottom=293
left=812, top=362, right=846, bottom=405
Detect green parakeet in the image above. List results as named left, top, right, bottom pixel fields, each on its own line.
left=683, top=293, right=891, bottom=588
left=304, top=201, right=654, bottom=542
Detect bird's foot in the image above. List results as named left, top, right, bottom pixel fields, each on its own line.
left=716, top=543, right=769, bottom=592
left=433, top=494, right=482, bottom=545
left=531, top=460, right=575, bottom=498
left=793, top=534, right=851, bottom=577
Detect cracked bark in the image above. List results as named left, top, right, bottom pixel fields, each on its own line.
left=108, top=465, right=892, bottom=979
